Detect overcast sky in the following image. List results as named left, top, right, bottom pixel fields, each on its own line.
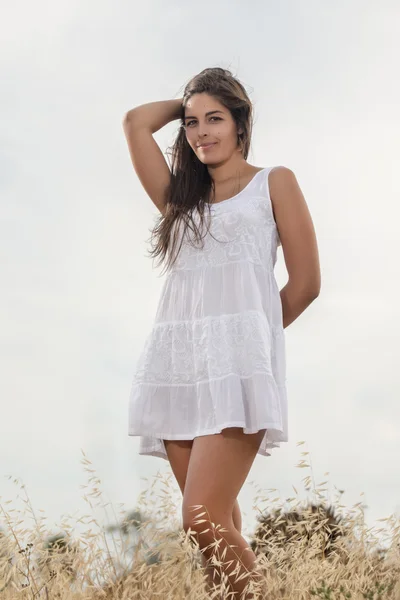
left=1, top=0, right=399, bottom=547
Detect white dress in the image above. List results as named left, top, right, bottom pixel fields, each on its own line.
left=128, top=166, right=288, bottom=460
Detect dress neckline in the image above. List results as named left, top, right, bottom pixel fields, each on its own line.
left=206, top=168, right=267, bottom=207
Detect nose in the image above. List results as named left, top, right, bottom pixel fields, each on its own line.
left=197, top=133, right=211, bottom=146
left=197, top=123, right=211, bottom=139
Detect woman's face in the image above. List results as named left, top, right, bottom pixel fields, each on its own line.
left=183, top=92, right=241, bottom=164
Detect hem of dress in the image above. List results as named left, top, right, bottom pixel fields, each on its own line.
left=129, top=420, right=287, bottom=461
left=137, top=444, right=280, bottom=461
left=128, top=420, right=284, bottom=440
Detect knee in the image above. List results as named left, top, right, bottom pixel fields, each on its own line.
left=182, top=502, right=232, bottom=541
left=182, top=502, right=209, bottom=536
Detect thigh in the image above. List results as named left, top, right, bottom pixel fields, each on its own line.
left=182, top=427, right=266, bottom=526
left=164, top=439, right=194, bottom=495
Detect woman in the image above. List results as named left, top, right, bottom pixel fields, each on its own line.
left=122, top=67, right=321, bottom=599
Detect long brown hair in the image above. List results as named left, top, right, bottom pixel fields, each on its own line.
left=146, top=67, right=254, bottom=276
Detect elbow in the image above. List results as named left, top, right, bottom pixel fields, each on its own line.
left=307, top=285, right=320, bottom=300
left=303, top=276, right=321, bottom=300
left=289, top=279, right=321, bottom=301
left=309, top=284, right=321, bottom=299
left=122, top=109, right=138, bottom=125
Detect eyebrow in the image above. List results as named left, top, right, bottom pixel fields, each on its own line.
left=183, top=110, right=224, bottom=121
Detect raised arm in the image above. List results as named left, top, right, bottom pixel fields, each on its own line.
left=122, top=98, right=183, bottom=215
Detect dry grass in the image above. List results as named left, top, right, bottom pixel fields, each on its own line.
left=0, top=442, right=399, bottom=600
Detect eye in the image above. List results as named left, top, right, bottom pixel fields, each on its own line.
left=185, top=116, right=221, bottom=127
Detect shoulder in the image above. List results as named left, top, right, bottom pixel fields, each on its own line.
left=268, top=165, right=296, bottom=185
left=267, top=166, right=299, bottom=204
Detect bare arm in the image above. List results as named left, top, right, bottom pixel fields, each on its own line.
left=122, top=98, right=183, bottom=213
left=123, top=98, right=183, bottom=134
left=269, top=166, right=321, bottom=329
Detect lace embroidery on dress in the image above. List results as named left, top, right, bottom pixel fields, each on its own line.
left=128, top=166, right=287, bottom=460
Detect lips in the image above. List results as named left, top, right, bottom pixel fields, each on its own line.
left=198, top=143, right=216, bottom=148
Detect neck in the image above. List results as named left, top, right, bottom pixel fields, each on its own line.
left=207, top=159, right=250, bottom=186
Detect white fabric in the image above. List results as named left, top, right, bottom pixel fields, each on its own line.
left=128, top=166, right=288, bottom=460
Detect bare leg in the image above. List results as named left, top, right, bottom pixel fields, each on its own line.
left=183, top=427, right=266, bottom=599
left=200, top=497, right=242, bottom=593
left=163, top=439, right=249, bottom=594
left=193, top=511, right=263, bottom=599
